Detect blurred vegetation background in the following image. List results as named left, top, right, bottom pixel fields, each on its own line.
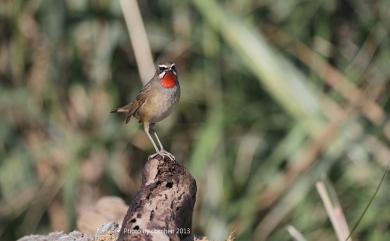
left=1, top=0, right=390, bottom=240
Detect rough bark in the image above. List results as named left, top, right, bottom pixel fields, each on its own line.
left=117, top=155, right=197, bottom=241
left=17, top=231, right=93, bottom=241
left=17, top=155, right=198, bottom=241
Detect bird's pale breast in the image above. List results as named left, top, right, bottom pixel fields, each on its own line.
left=135, top=84, right=180, bottom=123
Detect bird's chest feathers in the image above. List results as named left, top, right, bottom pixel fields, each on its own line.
left=160, top=72, right=177, bottom=88
left=142, top=84, right=179, bottom=122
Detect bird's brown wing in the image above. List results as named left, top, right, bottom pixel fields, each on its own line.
left=111, top=81, right=152, bottom=123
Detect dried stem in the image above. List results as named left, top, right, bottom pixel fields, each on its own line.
left=119, top=0, right=155, bottom=85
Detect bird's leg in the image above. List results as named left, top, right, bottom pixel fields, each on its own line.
left=150, top=123, right=175, bottom=161
left=150, top=123, right=163, bottom=150
left=144, top=122, right=160, bottom=153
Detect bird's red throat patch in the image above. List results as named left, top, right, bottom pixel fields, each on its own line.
left=160, top=72, right=177, bottom=88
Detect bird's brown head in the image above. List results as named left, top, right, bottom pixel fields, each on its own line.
left=157, top=62, right=177, bottom=89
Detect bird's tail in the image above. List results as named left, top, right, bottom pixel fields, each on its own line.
left=110, top=104, right=136, bottom=123
left=110, top=106, right=129, bottom=113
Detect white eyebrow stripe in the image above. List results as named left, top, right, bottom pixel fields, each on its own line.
left=158, top=64, right=168, bottom=68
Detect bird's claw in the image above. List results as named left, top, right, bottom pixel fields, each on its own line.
left=160, top=150, right=176, bottom=161
left=149, top=150, right=175, bottom=161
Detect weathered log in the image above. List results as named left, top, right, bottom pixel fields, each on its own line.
left=117, top=155, right=197, bottom=241
left=17, top=155, right=198, bottom=241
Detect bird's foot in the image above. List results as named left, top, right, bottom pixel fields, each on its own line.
left=159, top=149, right=175, bottom=161
left=149, top=150, right=175, bottom=161
left=149, top=152, right=158, bottom=160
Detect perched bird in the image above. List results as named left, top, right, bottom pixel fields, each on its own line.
left=111, top=62, right=180, bottom=160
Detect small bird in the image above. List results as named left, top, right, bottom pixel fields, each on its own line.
left=111, top=62, right=180, bottom=160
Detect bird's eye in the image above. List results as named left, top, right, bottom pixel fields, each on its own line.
left=171, top=65, right=176, bottom=72
left=159, top=66, right=167, bottom=72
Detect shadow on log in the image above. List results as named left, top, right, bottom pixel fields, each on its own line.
left=118, top=155, right=197, bottom=241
